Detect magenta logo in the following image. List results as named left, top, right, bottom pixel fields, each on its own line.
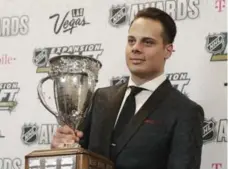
left=212, top=163, right=223, bottom=169
left=215, top=0, right=226, bottom=12
left=0, top=54, right=16, bottom=65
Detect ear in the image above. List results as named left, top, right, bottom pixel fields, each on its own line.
left=164, top=44, right=174, bottom=60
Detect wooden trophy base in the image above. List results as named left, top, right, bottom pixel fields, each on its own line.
left=25, top=147, right=114, bottom=169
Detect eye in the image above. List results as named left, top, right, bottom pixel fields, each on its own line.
left=144, top=40, right=153, bottom=45
left=128, top=38, right=135, bottom=45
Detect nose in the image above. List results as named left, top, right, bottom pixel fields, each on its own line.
left=132, top=42, right=142, bottom=54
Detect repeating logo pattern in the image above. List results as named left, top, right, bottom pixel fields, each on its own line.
left=49, top=8, right=90, bottom=34
left=109, top=0, right=200, bottom=27
left=0, top=157, right=23, bottom=169
left=215, top=0, right=226, bottom=12
left=203, top=118, right=227, bottom=144
left=0, top=15, right=29, bottom=37
left=206, top=32, right=227, bottom=61
left=211, top=163, right=223, bottom=169
left=21, top=124, right=39, bottom=145
left=166, top=72, right=191, bottom=96
left=21, top=123, right=58, bottom=145
left=0, top=82, right=20, bottom=113
left=109, top=5, right=128, bottom=27
left=0, top=158, right=22, bottom=169
left=0, top=54, right=16, bottom=65
left=33, top=43, right=104, bottom=73
left=110, top=72, right=191, bottom=96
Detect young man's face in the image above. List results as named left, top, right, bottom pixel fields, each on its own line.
left=125, top=17, right=173, bottom=79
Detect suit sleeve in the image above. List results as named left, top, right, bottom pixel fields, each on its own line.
left=78, top=88, right=99, bottom=149
left=167, top=105, right=205, bottom=169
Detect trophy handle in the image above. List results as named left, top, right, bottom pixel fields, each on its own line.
left=37, top=76, right=60, bottom=121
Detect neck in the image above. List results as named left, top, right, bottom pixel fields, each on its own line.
left=131, top=71, right=164, bottom=86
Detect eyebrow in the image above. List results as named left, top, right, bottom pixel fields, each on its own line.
left=128, top=35, right=157, bottom=42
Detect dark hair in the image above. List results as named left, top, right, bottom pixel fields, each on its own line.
left=130, top=7, right=177, bottom=44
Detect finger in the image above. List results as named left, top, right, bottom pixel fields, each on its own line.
left=75, top=130, right=83, bottom=138
left=52, top=140, right=65, bottom=149
left=59, top=125, right=74, bottom=134
left=58, top=137, right=78, bottom=148
left=57, top=125, right=75, bottom=135
left=75, top=136, right=81, bottom=143
left=55, top=132, right=76, bottom=141
left=60, top=134, right=80, bottom=144
left=51, top=137, right=64, bottom=149
left=55, top=132, right=65, bottom=139
left=64, top=139, right=75, bottom=144
left=53, top=135, right=76, bottom=147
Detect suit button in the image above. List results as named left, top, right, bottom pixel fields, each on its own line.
left=111, top=143, right=116, bottom=147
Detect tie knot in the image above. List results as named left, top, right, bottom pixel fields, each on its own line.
left=129, top=86, right=144, bottom=96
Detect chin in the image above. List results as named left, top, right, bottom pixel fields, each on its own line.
left=129, top=68, right=146, bottom=77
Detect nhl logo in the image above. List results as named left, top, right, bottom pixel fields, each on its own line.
left=206, top=33, right=225, bottom=55
left=21, top=124, right=38, bottom=145
left=205, top=32, right=227, bottom=61
left=203, top=118, right=217, bottom=144
left=33, top=48, right=49, bottom=67
left=109, top=4, right=128, bottom=27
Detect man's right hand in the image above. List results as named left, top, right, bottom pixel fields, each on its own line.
left=51, top=125, right=84, bottom=149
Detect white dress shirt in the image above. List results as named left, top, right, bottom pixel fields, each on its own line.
left=114, top=73, right=166, bottom=126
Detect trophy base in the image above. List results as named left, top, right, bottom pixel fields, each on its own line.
left=25, top=147, right=114, bottom=169
left=63, top=142, right=81, bottom=148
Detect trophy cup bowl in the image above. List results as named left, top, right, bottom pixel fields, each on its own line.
left=37, top=54, right=101, bottom=147
left=25, top=55, right=114, bottom=169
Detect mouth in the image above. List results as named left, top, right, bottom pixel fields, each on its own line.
left=130, top=58, right=145, bottom=64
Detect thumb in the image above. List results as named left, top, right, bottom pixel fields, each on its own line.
left=75, top=130, right=84, bottom=137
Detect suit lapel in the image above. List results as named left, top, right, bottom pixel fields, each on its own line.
left=114, top=79, right=173, bottom=158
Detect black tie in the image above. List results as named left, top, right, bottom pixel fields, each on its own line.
left=112, top=86, right=144, bottom=141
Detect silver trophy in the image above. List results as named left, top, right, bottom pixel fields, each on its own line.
left=25, top=55, right=113, bottom=169
left=37, top=55, right=102, bottom=148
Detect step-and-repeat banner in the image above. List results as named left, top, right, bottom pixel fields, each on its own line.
left=0, top=0, right=227, bottom=169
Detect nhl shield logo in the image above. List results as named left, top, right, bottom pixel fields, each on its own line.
left=206, top=33, right=225, bottom=54
left=203, top=118, right=217, bottom=144
left=21, top=124, right=38, bottom=145
left=33, top=48, right=49, bottom=67
left=109, top=4, right=128, bottom=27
left=205, top=32, right=227, bottom=61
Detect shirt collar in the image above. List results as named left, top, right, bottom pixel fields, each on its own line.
left=128, top=73, right=166, bottom=92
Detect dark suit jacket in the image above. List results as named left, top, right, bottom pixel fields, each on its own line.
left=79, top=79, right=204, bottom=169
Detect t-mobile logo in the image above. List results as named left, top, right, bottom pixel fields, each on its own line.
left=212, top=163, right=223, bottom=169
left=215, top=0, right=226, bottom=12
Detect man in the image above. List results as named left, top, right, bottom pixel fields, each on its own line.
left=51, top=7, right=204, bottom=169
